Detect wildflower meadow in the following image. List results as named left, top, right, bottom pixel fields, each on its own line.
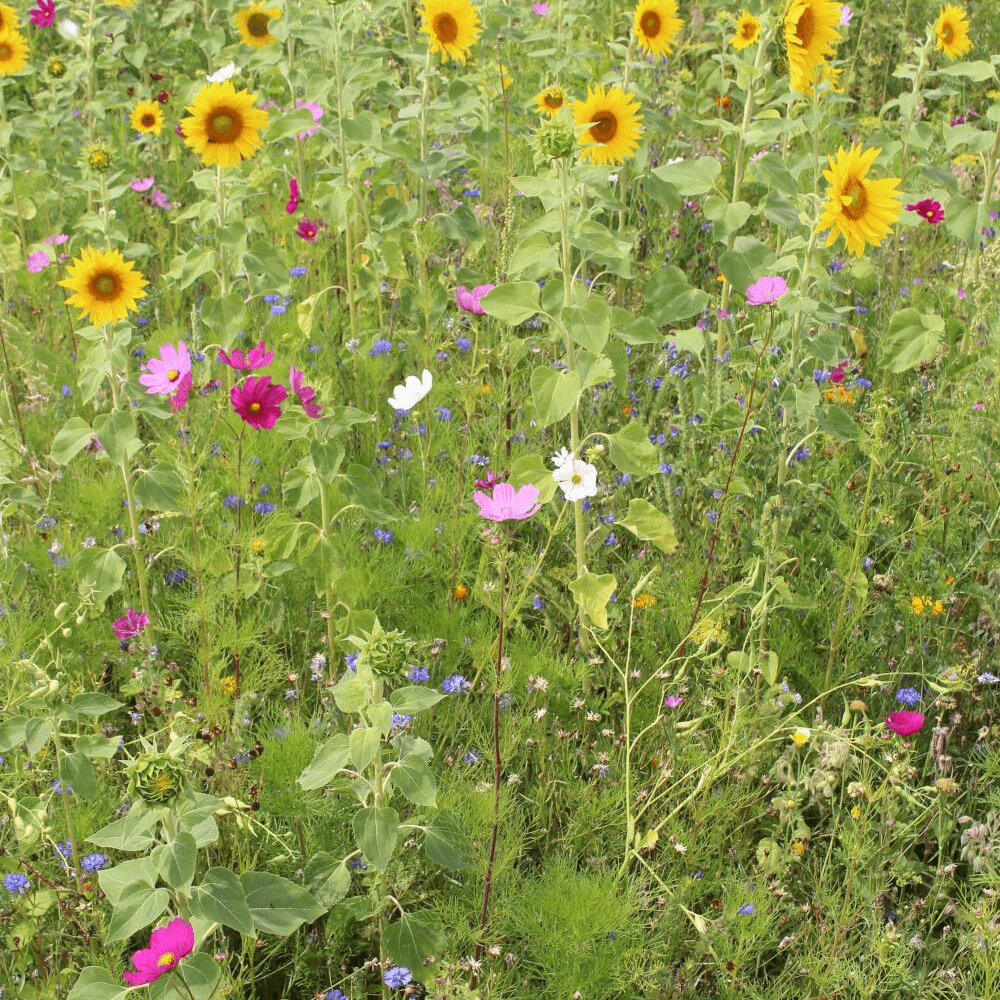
left=3, top=0, right=1000, bottom=997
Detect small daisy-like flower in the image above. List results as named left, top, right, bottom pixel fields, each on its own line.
left=131, top=100, right=164, bottom=136
left=731, top=10, right=762, bottom=49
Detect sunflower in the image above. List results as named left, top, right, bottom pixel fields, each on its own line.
left=235, top=2, right=281, bottom=48
left=0, top=29, right=27, bottom=75
left=574, top=84, right=643, bottom=166
left=535, top=84, right=567, bottom=116
left=131, top=100, right=164, bottom=136
left=934, top=4, right=971, bottom=59
left=817, top=144, right=902, bottom=257
left=731, top=10, right=762, bottom=49
left=180, top=81, right=270, bottom=169
left=783, top=0, right=841, bottom=93
left=0, top=3, right=18, bottom=32
left=419, top=0, right=481, bottom=65
left=632, top=0, right=683, bottom=57
left=59, top=247, right=148, bottom=327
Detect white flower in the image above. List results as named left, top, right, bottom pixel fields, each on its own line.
left=59, top=18, right=80, bottom=38
left=552, top=454, right=598, bottom=502
left=387, top=369, right=432, bottom=411
left=206, top=62, right=239, bottom=84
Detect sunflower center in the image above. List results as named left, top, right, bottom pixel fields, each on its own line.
left=591, top=112, right=618, bottom=144
left=92, top=274, right=120, bottom=298
left=941, top=23, right=953, bottom=42
left=249, top=401, right=262, bottom=413
left=741, top=21, right=756, bottom=39
left=544, top=91, right=563, bottom=109
left=247, top=12, right=270, bottom=37
left=433, top=12, right=459, bottom=44
left=167, top=368, right=180, bottom=382
left=141, top=114, right=155, bottom=127
left=0, top=43, right=10, bottom=60
left=208, top=108, right=240, bottom=142
left=153, top=774, right=173, bottom=793
left=641, top=11, right=661, bottom=37
left=843, top=180, right=868, bottom=220
left=795, top=7, right=814, bottom=47
left=156, top=952, right=175, bottom=968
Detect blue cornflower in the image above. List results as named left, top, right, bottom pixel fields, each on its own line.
left=270, top=304, right=287, bottom=316
left=373, top=528, right=394, bottom=544
left=344, top=652, right=359, bottom=673
left=441, top=674, right=469, bottom=694
left=705, top=510, right=719, bottom=523
left=737, top=903, right=755, bottom=915
left=391, top=713, right=412, bottom=730
left=383, top=967, right=412, bottom=990
left=224, top=494, right=241, bottom=510
left=325, top=991, right=347, bottom=1000
left=53, top=841, right=73, bottom=865
left=896, top=686, right=921, bottom=706
left=369, top=339, right=392, bottom=356
left=289, top=266, right=307, bottom=277
left=456, top=336, right=471, bottom=352
left=854, top=377, right=872, bottom=389
left=165, top=568, right=188, bottom=585
left=603, top=533, right=617, bottom=547
left=255, top=502, right=276, bottom=515
left=978, top=672, right=999, bottom=685
left=80, top=853, right=109, bottom=872
left=532, top=595, right=545, bottom=610
left=435, top=406, right=452, bottom=421
left=3, top=873, right=30, bottom=895
left=52, top=778, right=72, bottom=796
left=407, top=665, right=430, bottom=682
left=463, top=748, right=483, bottom=764
left=263, top=293, right=281, bottom=303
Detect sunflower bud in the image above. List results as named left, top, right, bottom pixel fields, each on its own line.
left=84, top=144, right=113, bottom=173
left=127, top=750, right=189, bottom=807
left=530, top=111, right=577, bottom=167
left=48, top=58, right=67, bottom=78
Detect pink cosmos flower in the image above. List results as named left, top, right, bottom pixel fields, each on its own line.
left=43, top=233, right=69, bottom=246
left=231, top=375, right=287, bottom=430
left=123, top=918, right=194, bottom=986
left=286, top=177, right=300, bottom=214
left=151, top=189, right=172, bottom=210
left=885, top=711, right=925, bottom=737
left=664, top=695, right=683, bottom=709
left=218, top=341, right=274, bottom=372
left=838, top=4, right=852, bottom=25
left=26, top=251, right=50, bottom=273
left=905, top=199, right=944, bottom=225
left=455, top=283, right=496, bottom=315
left=829, top=361, right=849, bottom=384
left=532, top=2, right=551, bottom=14
left=169, top=372, right=193, bottom=413
left=745, top=275, right=788, bottom=305
left=113, top=609, right=149, bottom=642
left=474, top=482, right=541, bottom=521
left=289, top=365, right=322, bottom=418
left=30, top=0, right=56, bottom=27
left=296, top=218, right=319, bottom=243
left=130, top=177, right=155, bottom=192
left=294, top=99, right=325, bottom=139
left=139, top=341, right=192, bottom=397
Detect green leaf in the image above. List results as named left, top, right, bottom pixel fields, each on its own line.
left=88, top=808, right=160, bottom=852
left=531, top=366, right=581, bottom=426
left=704, top=196, right=752, bottom=241
left=71, top=692, right=123, bottom=716
left=67, top=967, right=131, bottom=1000
left=562, top=298, right=610, bottom=354
left=349, top=726, right=382, bottom=773
left=75, top=547, right=126, bottom=608
left=608, top=423, right=658, bottom=477
left=0, top=717, right=27, bottom=752
left=51, top=417, right=95, bottom=466
left=508, top=452, right=560, bottom=505
left=480, top=282, right=541, bottom=324
left=577, top=353, right=615, bottom=391
left=106, top=881, right=170, bottom=943
left=508, top=231, right=559, bottom=278
left=155, top=831, right=198, bottom=890
left=881, top=308, right=944, bottom=373
left=59, top=752, right=97, bottom=799
left=241, top=872, right=324, bottom=935
left=24, top=717, right=53, bottom=756
left=352, top=806, right=399, bottom=871
left=644, top=267, right=709, bottom=324
left=422, top=809, right=469, bottom=869
left=342, top=464, right=400, bottom=522
left=91, top=409, right=142, bottom=467
left=610, top=308, right=662, bottom=345
left=201, top=292, right=247, bottom=340
left=794, top=382, right=820, bottom=424
left=650, top=156, right=722, bottom=197
left=298, top=734, right=352, bottom=790
left=390, top=686, right=445, bottom=713
left=98, top=858, right=158, bottom=907
left=134, top=465, right=187, bottom=513
left=332, top=670, right=369, bottom=713
left=390, top=752, right=437, bottom=808
left=816, top=404, right=857, bottom=441
left=310, top=438, right=346, bottom=484
left=620, top=499, right=678, bottom=553
left=265, top=107, right=319, bottom=141
left=936, top=60, right=997, bottom=82
left=719, top=238, right=779, bottom=294
left=190, top=867, right=254, bottom=935
left=383, top=911, right=445, bottom=975
left=945, top=194, right=990, bottom=247
left=569, top=572, right=617, bottom=630
left=304, top=852, right=352, bottom=908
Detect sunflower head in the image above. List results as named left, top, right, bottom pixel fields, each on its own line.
left=48, top=57, right=66, bottom=77
left=84, top=143, right=113, bottom=173
left=573, top=84, right=643, bottom=166
left=235, top=2, right=281, bottom=48
left=783, top=0, right=842, bottom=93
left=419, top=0, right=481, bottom=65
left=534, top=84, right=567, bottom=117
left=934, top=4, right=971, bottom=59
left=632, top=0, right=682, bottom=57
left=59, top=247, right=149, bottom=327
left=731, top=10, right=762, bottom=49
left=180, top=81, right=270, bottom=169
left=0, top=3, right=19, bottom=33
left=0, top=28, right=28, bottom=76
left=131, top=100, right=164, bottom=136
left=817, top=144, right=902, bottom=256
left=530, top=109, right=577, bottom=166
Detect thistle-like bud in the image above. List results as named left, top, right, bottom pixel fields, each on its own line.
left=530, top=111, right=577, bottom=167
left=127, top=750, right=189, bottom=807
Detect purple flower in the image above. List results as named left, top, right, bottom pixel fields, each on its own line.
left=289, top=365, right=322, bottom=418
left=454, top=283, right=496, bottom=314
left=113, top=609, right=149, bottom=641
left=745, top=275, right=788, bottom=305
left=30, top=0, right=56, bottom=27
left=383, top=967, right=412, bottom=990
left=218, top=341, right=274, bottom=373
left=26, top=250, right=50, bottom=273
left=663, top=695, right=683, bottom=709
left=286, top=176, right=300, bottom=214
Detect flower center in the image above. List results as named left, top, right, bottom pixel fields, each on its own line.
left=795, top=6, right=814, bottom=47
left=433, top=12, right=459, bottom=44
left=941, top=23, right=953, bottom=42
left=249, top=401, right=262, bottom=413
left=247, top=12, right=270, bottom=36
left=92, top=274, right=119, bottom=297
left=641, top=11, right=660, bottom=36
left=843, top=179, right=867, bottom=219
left=544, top=91, right=562, bottom=109
left=571, top=474, right=582, bottom=484
left=0, top=43, right=10, bottom=60
left=156, top=952, right=176, bottom=968
left=742, top=20, right=756, bottom=39
left=590, top=111, right=618, bottom=143
left=141, top=113, right=155, bottom=127
left=208, top=109, right=239, bottom=141
left=167, top=368, right=180, bottom=382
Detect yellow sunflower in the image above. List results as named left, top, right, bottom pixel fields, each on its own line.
left=574, top=84, right=643, bottom=166
left=235, top=2, right=281, bottom=48
left=0, top=29, right=27, bottom=75
left=0, top=3, right=19, bottom=32
left=419, top=0, right=481, bottom=65
left=180, top=81, right=270, bottom=169
left=59, top=247, right=148, bottom=327
left=632, top=0, right=683, bottom=57
left=817, top=144, right=902, bottom=257
left=130, top=100, right=164, bottom=136
left=731, top=10, right=762, bottom=49
left=535, top=84, right=567, bottom=116
left=783, top=0, right=841, bottom=93
left=934, top=4, right=971, bottom=59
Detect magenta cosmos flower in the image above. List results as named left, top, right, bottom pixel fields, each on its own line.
left=289, top=365, right=322, bottom=418
left=296, top=219, right=320, bottom=243
left=123, top=917, right=194, bottom=986
left=474, top=482, right=541, bottom=521
left=218, top=341, right=274, bottom=372
left=745, top=275, right=788, bottom=306
left=884, top=711, right=925, bottom=737
left=905, top=199, right=944, bottom=225
left=454, top=284, right=496, bottom=315
left=113, top=609, right=149, bottom=642
left=30, top=0, right=56, bottom=28
left=286, top=177, right=300, bottom=214
left=139, top=341, right=192, bottom=397
left=231, top=375, right=287, bottom=430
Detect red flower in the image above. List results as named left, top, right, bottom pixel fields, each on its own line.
left=884, top=710, right=925, bottom=736
left=219, top=341, right=274, bottom=372
left=905, top=199, right=944, bottom=225
left=231, top=375, right=287, bottom=430
left=289, top=365, right=322, bottom=418
left=113, top=609, right=149, bottom=642
left=296, top=218, right=319, bottom=243
left=30, top=0, right=56, bottom=28
left=286, top=177, right=300, bottom=214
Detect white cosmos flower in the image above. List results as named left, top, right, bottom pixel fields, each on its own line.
left=552, top=454, right=598, bottom=502
left=551, top=446, right=574, bottom=469
left=387, top=369, right=433, bottom=411
left=206, top=62, right=239, bottom=83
